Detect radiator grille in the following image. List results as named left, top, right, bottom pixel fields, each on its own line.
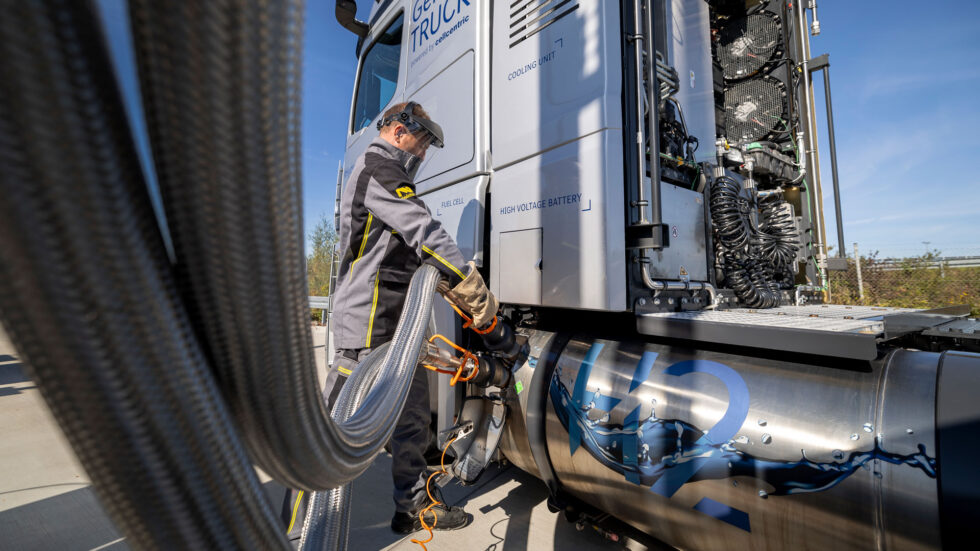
left=509, top=0, right=580, bottom=48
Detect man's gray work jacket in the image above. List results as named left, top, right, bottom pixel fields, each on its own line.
left=333, top=138, right=468, bottom=350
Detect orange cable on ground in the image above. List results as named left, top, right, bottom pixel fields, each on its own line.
left=411, top=435, right=458, bottom=551
left=411, top=293, right=498, bottom=548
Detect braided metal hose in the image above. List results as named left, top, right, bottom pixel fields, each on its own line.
left=128, top=0, right=427, bottom=491
left=0, top=2, right=289, bottom=548
left=300, top=266, right=441, bottom=550
left=3, top=1, right=446, bottom=549
left=299, top=343, right=390, bottom=551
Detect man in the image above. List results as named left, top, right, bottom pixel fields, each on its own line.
left=327, top=101, right=498, bottom=534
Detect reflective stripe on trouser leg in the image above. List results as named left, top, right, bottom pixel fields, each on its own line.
left=391, top=366, right=432, bottom=513
left=323, top=348, right=370, bottom=410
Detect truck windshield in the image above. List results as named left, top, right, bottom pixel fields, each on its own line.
left=351, top=12, right=404, bottom=133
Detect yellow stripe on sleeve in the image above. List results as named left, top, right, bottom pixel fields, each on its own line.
left=337, top=366, right=353, bottom=376
left=365, top=268, right=381, bottom=348
left=422, top=245, right=466, bottom=280
left=349, top=212, right=373, bottom=274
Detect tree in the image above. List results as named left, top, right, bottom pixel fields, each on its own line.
left=307, top=212, right=338, bottom=298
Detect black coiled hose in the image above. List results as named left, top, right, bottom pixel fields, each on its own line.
left=710, top=176, right=793, bottom=308
left=759, top=195, right=800, bottom=269
left=709, top=176, right=750, bottom=252
left=0, top=2, right=289, bottom=548
left=721, top=253, right=781, bottom=309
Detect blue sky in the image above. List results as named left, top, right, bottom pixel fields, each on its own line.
left=807, top=0, right=980, bottom=258
left=101, top=1, right=979, bottom=259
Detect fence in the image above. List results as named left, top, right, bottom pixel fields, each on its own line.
left=828, top=246, right=980, bottom=317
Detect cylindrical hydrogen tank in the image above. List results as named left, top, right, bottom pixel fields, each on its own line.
left=497, top=330, right=969, bottom=550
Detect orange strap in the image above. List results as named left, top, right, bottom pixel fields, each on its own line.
left=421, top=364, right=457, bottom=376
left=427, top=334, right=479, bottom=385
left=444, top=296, right=498, bottom=335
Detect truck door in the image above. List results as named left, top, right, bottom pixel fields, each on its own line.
left=343, top=0, right=486, bottom=262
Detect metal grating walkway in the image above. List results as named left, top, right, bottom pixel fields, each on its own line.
left=635, top=304, right=920, bottom=360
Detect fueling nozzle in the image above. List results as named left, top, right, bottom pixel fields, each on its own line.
left=476, top=316, right=521, bottom=357
left=420, top=315, right=527, bottom=389
left=472, top=316, right=528, bottom=389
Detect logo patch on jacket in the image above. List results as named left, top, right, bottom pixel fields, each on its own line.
left=395, top=186, right=415, bottom=199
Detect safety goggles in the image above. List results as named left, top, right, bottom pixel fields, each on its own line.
left=377, top=101, right=445, bottom=148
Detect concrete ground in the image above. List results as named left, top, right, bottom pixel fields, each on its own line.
left=0, top=325, right=624, bottom=551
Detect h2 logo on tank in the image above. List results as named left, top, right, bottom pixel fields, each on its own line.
left=554, top=344, right=752, bottom=531
left=549, top=343, right=937, bottom=533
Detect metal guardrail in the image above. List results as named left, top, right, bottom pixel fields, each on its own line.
left=309, top=296, right=330, bottom=310
left=309, top=295, right=334, bottom=368
left=875, top=256, right=980, bottom=271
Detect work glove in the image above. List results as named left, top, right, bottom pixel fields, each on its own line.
left=440, top=261, right=499, bottom=329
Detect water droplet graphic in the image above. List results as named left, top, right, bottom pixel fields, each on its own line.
left=758, top=419, right=767, bottom=426
left=549, top=374, right=939, bottom=504
left=906, top=428, right=914, bottom=435
left=850, top=433, right=860, bottom=441
left=863, top=423, right=874, bottom=433
left=758, top=490, right=769, bottom=499
left=735, top=435, right=750, bottom=444
left=761, top=434, right=773, bottom=445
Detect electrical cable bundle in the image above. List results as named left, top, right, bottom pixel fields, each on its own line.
left=720, top=251, right=781, bottom=309
left=709, top=176, right=750, bottom=251
left=758, top=194, right=800, bottom=270
left=709, top=176, right=795, bottom=308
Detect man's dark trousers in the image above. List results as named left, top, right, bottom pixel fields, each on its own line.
left=325, top=347, right=432, bottom=514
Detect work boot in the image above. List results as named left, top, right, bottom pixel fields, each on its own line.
left=390, top=502, right=472, bottom=534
